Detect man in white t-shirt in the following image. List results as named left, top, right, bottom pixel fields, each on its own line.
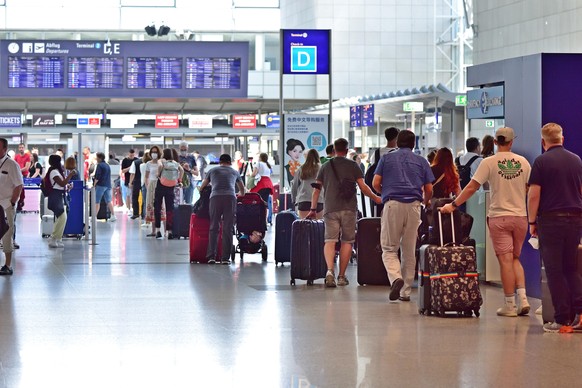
left=368, top=126, right=400, bottom=165
left=441, top=127, right=532, bottom=318
left=0, top=138, right=23, bottom=275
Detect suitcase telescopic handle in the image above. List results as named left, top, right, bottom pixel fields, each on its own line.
left=437, top=209, right=455, bottom=247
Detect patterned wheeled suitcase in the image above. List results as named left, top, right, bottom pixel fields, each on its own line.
left=356, top=217, right=389, bottom=286
left=274, top=211, right=298, bottom=265
left=290, top=219, right=327, bottom=285
left=427, top=211, right=482, bottom=317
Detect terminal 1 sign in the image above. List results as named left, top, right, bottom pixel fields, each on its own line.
left=282, top=29, right=330, bottom=75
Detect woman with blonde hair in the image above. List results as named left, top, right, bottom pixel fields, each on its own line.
left=291, top=149, right=324, bottom=219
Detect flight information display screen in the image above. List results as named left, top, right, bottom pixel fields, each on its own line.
left=127, top=57, right=182, bottom=89
left=68, top=57, right=123, bottom=89
left=8, top=56, right=65, bottom=88
left=186, top=57, right=241, bottom=89
left=0, top=40, right=249, bottom=98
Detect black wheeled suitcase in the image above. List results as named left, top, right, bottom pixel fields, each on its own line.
left=356, top=217, right=389, bottom=286
left=172, top=204, right=193, bottom=239
left=290, top=219, right=327, bottom=285
left=418, top=244, right=432, bottom=315
left=425, top=211, right=482, bottom=317
left=274, top=211, right=298, bottom=265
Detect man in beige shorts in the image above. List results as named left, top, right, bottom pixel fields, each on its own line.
left=441, top=127, right=531, bottom=317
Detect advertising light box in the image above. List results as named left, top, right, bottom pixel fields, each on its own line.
left=1, top=40, right=249, bottom=98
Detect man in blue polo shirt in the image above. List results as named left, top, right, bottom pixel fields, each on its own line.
left=527, top=122, right=582, bottom=333
left=373, top=130, right=434, bottom=301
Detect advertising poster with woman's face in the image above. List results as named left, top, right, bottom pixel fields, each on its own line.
left=283, top=114, right=328, bottom=185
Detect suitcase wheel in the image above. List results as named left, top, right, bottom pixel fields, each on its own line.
left=261, top=245, right=268, bottom=262
left=474, top=309, right=480, bottom=317
left=307, top=280, right=314, bottom=286
left=290, top=279, right=296, bottom=286
left=418, top=308, right=424, bottom=315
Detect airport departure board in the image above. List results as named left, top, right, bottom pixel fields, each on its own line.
left=8, top=56, right=65, bottom=88
left=0, top=40, right=249, bottom=98
left=68, top=57, right=123, bottom=89
left=186, top=57, right=241, bottom=89
left=127, top=57, right=182, bottom=89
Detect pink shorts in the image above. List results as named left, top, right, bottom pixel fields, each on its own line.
left=487, top=216, right=528, bottom=256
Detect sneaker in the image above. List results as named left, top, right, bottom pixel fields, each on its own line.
left=57, top=240, right=65, bottom=248
left=156, top=231, right=163, bottom=239
left=220, top=259, right=231, bottom=265
left=167, top=233, right=174, bottom=240
left=0, top=265, right=13, bottom=275
left=398, top=296, right=411, bottom=302
left=543, top=322, right=573, bottom=333
left=141, top=222, right=149, bottom=228
left=130, top=215, right=139, bottom=220
left=337, top=275, right=349, bottom=286
left=13, top=242, right=19, bottom=249
left=48, top=240, right=60, bottom=248
left=571, top=314, right=582, bottom=332
left=207, top=259, right=216, bottom=264
left=325, top=273, right=337, bottom=288
left=389, top=278, right=404, bottom=301
left=517, top=298, right=531, bottom=316
left=109, top=215, right=117, bottom=222
left=496, top=305, right=518, bottom=317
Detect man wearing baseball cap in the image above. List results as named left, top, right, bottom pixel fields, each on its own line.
left=441, top=127, right=532, bottom=317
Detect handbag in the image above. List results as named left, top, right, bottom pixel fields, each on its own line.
left=246, top=174, right=258, bottom=190
left=329, top=159, right=356, bottom=200
left=0, top=205, right=8, bottom=239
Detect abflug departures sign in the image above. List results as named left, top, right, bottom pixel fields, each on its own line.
left=0, top=40, right=249, bottom=98
left=282, top=30, right=330, bottom=75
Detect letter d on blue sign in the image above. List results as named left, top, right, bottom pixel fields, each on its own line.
left=291, top=46, right=317, bottom=72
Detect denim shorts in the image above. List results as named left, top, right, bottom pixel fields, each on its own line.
left=95, top=186, right=112, bottom=204
left=323, top=210, right=357, bottom=243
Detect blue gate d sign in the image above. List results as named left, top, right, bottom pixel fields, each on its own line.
left=291, top=46, right=317, bottom=72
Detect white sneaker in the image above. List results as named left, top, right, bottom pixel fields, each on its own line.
left=57, top=240, right=65, bottom=248
left=109, top=215, right=117, bottom=222
left=517, top=298, right=531, bottom=316
left=497, top=304, right=518, bottom=317
left=48, top=240, right=60, bottom=248
left=141, top=222, right=149, bottom=228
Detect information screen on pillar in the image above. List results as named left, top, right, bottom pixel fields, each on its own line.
left=0, top=40, right=249, bottom=98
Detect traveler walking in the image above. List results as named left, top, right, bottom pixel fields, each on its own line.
left=430, top=147, right=461, bottom=200
left=250, top=153, right=274, bottom=204
left=93, top=152, right=116, bottom=222
left=14, top=143, right=30, bottom=211
left=128, top=151, right=144, bottom=220
left=291, top=149, right=324, bottom=219
left=0, top=138, right=23, bottom=275
left=178, top=141, right=197, bottom=205
left=145, top=147, right=165, bottom=235
left=441, top=127, right=531, bottom=317
left=154, top=148, right=183, bottom=240
left=309, top=138, right=382, bottom=287
left=199, top=154, right=245, bottom=264
left=46, top=155, right=77, bottom=248
left=372, top=130, right=434, bottom=301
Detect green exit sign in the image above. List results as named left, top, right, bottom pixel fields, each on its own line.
left=486, top=120, right=495, bottom=127
left=455, top=95, right=467, bottom=106
left=403, top=102, right=423, bottom=112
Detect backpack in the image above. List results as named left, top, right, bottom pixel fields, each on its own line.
left=364, top=148, right=381, bottom=194
left=40, top=172, right=54, bottom=197
left=159, top=161, right=180, bottom=187
left=455, top=155, right=480, bottom=189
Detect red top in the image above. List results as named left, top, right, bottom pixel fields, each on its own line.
left=14, top=153, right=31, bottom=177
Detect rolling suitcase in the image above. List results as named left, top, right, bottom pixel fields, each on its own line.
left=172, top=204, right=193, bottom=239
left=356, top=217, right=389, bottom=286
left=428, top=198, right=462, bottom=245
left=189, top=213, right=222, bottom=263
left=274, top=211, right=298, bottom=265
left=426, top=211, right=482, bottom=317
left=290, top=219, right=327, bottom=285
left=41, top=215, right=54, bottom=238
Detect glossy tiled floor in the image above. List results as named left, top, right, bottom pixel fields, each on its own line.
left=0, top=210, right=579, bottom=388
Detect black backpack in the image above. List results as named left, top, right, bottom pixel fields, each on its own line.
left=364, top=148, right=381, bottom=194
left=455, top=155, right=480, bottom=189
left=193, top=186, right=212, bottom=219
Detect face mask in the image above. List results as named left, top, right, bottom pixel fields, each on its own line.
left=151, top=153, right=158, bottom=159
left=180, top=150, right=187, bottom=156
